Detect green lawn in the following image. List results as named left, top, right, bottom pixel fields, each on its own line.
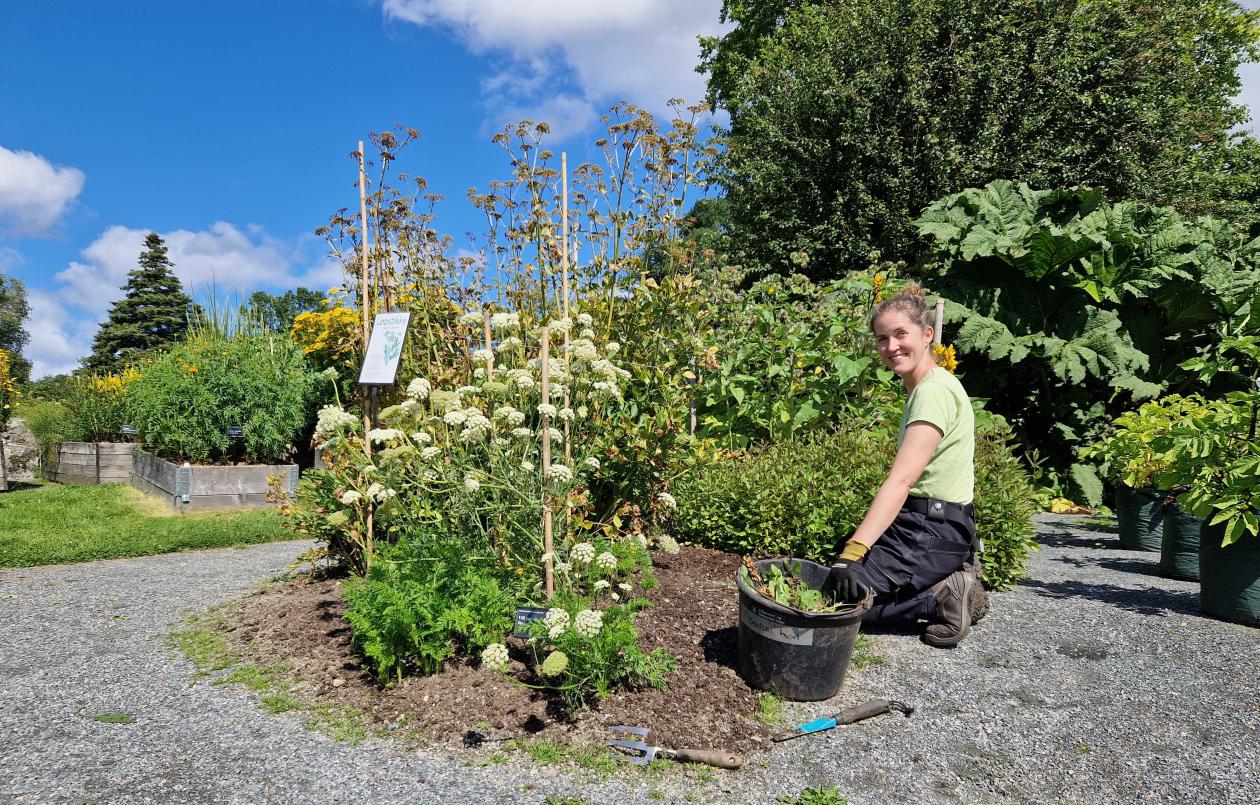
left=0, top=481, right=298, bottom=567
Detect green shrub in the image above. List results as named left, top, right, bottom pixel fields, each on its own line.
left=672, top=424, right=1038, bottom=589
left=343, top=534, right=521, bottom=682
left=15, top=399, right=82, bottom=448
left=124, top=332, right=315, bottom=464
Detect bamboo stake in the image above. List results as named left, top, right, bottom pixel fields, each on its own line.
left=561, top=152, right=572, bottom=464
left=357, top=141, right=374, bottom=567
left=933, top=299, right=945, bottom=346
left=540, top=328, right=554, bottom=599
left=482, top=308, right=494, bottom=382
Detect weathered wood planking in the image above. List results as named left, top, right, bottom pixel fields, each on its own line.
left=130, top=449, right=297, bottom=510
left=48, top=442, right=135, bottom=485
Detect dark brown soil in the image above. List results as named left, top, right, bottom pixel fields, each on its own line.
left=218, top=546, right=771, bottom=755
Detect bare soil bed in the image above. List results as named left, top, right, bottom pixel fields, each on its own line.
left=217, top=546, right=773, bottom=755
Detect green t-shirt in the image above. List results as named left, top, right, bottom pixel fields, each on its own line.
left=897, top=367, right=975, bottom=504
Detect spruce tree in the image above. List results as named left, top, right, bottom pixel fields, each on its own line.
left=85, top=233, right=193, bottom=373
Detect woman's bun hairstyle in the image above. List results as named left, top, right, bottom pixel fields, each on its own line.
left=869, top=281, right=935, bottom=333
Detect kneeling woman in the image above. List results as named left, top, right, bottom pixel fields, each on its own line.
left=828, top=284, right=986, bottom=647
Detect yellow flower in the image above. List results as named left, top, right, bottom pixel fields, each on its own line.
left=932, top=343, right=958, bottom=373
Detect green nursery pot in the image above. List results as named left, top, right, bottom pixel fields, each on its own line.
left=1115, top=486, right=1164, bottom=552
left=1199, top=520, right=1260, bottom=627
left=1159, top=500, right=1202, bottom=581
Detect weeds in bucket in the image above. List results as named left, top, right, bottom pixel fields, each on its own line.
left=740, top=558, right=844, bottom=613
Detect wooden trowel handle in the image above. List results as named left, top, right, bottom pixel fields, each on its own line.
left=670, top=748, right=744, bottom=769
left=835, top=698, right=894, bottom=725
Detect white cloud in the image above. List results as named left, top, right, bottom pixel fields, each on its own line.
left=27, top=222, right=345, bottom=378
left=382, top=0, right=728, bottom=132
left=0, top=145, right=86, bottom=235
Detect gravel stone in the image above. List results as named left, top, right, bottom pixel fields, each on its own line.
left=2, top=515, right=1257, bottom=804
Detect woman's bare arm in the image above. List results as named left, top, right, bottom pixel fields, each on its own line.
left=849, top=421, right=943, bottom=548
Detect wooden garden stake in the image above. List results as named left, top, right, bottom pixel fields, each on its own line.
left=561, top=152, right=572, bottom=464
left=483, top=309, right=494, bottom=382
left=933, top=299, right=944, bottom=346
left=541, top=328, right=555, bottom=599
left=357, top=140, right=374, bottom=566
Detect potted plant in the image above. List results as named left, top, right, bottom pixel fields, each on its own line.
left=1081, top=400, right=1182, bottom=552
left=1169, top=337, right=1260, bottom=625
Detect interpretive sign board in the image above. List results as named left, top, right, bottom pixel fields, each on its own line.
left=358, top=312, right=411, bottom=386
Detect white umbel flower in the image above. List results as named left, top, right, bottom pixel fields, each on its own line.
left=411, top=431, right=433, bottom=444
left=368, top=428, right=404, bottom=444
left=490, top=311, right=520, bottom=330
left=481, top=642, right=509, bottom=671
left=558, top=407, right=575, bottom=422
left=573, top=609, right=603, bottom=638
left=657, top=491, right=678, bottom=510
left=421, top=446, right=442, bottom=461
left=605, top=342, right=621, bottom=355
left=545, top=463, right=573, bottom=484
left=543, top=608, right=570, bottom=639
left=537, top=402, right=558, bottom=418
left=511, top=427, right=532, bottom=438
left=314, top=405, right=359, bottom=442
left=472, top=347, right=494, bottom=364
left=569, top=339, right=598, bottom=361
left=464, top=475, right=481, bottom=493
left=406, top=378, right=431, bottom=400
left=570, top=542, right=595, bottom=564
left=595, top=552, right=618, bottom=571
left=593, top=579, right=610, bottom=591
left=579, top=328, right=596, bottom=340
left=657, top=534, right=681, bottom=555
left=576, top=312, right=593, bottom=327
left=443, top=410, right=467, bottom=427
left=459, top=311, right=484, bottom=327
left=583, top=456, right=600, bottom=471
left=520, top=460, right=534, bottom=472
left=338, top=490, right=363, bottom=505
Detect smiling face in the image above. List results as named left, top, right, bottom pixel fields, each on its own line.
left=873, top=309, right=934, bottom=380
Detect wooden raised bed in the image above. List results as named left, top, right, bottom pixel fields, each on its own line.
left=131, top=449, right=298, bottom=510
left=45, top=441, right=135, bottom=485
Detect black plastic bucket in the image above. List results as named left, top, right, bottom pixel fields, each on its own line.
left=1160, top=500, right=1202, bottom=581
left=735, top=558, right=872, bottom=702
left=1115, top=486, right=1164, bottom=552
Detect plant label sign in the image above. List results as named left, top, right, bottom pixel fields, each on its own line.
left=740, top=603, right=814, bottom=646
left=513, top=607, right=548, bottom=637
left=358, top=312, right=411, bottom=386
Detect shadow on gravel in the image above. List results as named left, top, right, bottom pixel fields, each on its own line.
left=1052, top=555, right=1161, bottom=577
left=1021, top=578, right=1199, bottom=617
left=1038, top=529, right=1120, bottom=549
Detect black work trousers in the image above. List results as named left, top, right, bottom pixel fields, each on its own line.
left=857, top=506, right=974, bottom=626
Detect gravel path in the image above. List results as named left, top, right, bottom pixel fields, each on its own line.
left=2, top=515, right=1257, bottom=804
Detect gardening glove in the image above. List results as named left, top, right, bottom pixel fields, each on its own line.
left=828, top=540, right=870, bottom=603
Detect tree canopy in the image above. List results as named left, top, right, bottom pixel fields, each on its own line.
left=84, top=233, right=193, bottom=374
left=701, top=0, right=1260, bottom=278
left=245, top=287, right=325, bottom=333
left=0, top=271, right=31, bottom=385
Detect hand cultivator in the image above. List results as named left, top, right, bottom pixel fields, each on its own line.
left=607, top=725, right=744, bottom=769
left=771, top=697, right=914, bottom=742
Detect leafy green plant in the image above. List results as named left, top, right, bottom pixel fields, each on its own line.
left=693, top=271, right=904, bottom=447
left=1079, top=395, right=1209, bottom=492
left=1158, top=338, right=1260, bottom=544
left=124, top=331, right=316, bottom=464
left=342, top=535, right=520, bottom=682
left=778, top=787, right=847, bottom=805
left=15, top=398, right=82, bottom=452
left=916, top=180, right=1260, bottom=503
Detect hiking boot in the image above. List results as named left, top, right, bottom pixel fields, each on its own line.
left=922, top=569, right=974, bottom=648
left=962, top=562, right=989, bottom=624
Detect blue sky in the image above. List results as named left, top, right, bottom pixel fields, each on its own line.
left=4, top=1, right=1260, bottom=379
left=0, top=1, right=726, bottom=377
